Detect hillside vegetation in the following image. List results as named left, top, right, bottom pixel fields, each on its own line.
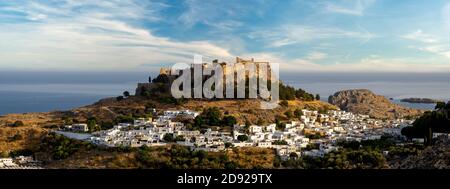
left=37, top=133, right=275, bottom=169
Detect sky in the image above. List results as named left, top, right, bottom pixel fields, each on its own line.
left=1, top=0, right=450, bottom=72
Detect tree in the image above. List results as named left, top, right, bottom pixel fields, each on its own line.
left=87, top=118, right=99, bottom=132
left=222, top=115, right=237, bottom=127
left=225, top=142, right=233, bottom=148
left=12, top=121, right=24, bottom=127
left=284, top=110, right=293, bottom=119
left=225, top=162, right=237, bottom=169
left=195, top=150, right=207, bottom=160
left=306, top=132, right=324, bottom=139
left=116, top=96, right=124, bottom=101
left=163, top=133, right=174, bottom=142
left=257, top=119, right=266, bottom=126
left=237, top=135, right=249, bottom=142
left=145, top=102, right=156, bottom=114
left=318, top=107, right=329, bottom=114
left=289, top=152, right=299, bottom=160
left=62, top=117, right=73, bottom=125
left=115, top=115, right=134, bottom=124
left=244, top=120, right=251, bottom=134
left=245, top=120, right=251, bottom=128
left=193, top=116, right=204, bottom=128
left=294, top=108, right=303, bottom=118
left=202, top=107, right=222, bottom=126
left=148, top=76, right=152, bottom=83
left=275, top=118, right=282, bottom=130
left=123, top=91, right=130, bottom=97
left=403, top=108, right=450, bottom=145
left=426, top=127, right=433, bottom=146
left=273, top=140, right=288, bottom=145
left=305, top=143, right=320, bottom=150
left=445, top=101, right=450, bottom=110
left=315, top=94, right=321, bottom=101
left=175, top=135, right=185, bottom=142
left=435, top=102, right=446, bottom=110
left=280, top=100, right=289, bottom=107
left=141, top=91, right=150, bottom=97
left=100, top=121, right=114, bottom=130
left=42, top=133, right=83, bottom=160
left=145, top=102, right=156, bottom=109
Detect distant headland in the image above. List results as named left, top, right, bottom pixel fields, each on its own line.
left=400, top=98, right=443, bottom=104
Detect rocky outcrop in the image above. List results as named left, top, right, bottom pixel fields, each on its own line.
left=391, top=137, right=450, bottom=169
left=328, top=89, right=423, bottom=119
left=135, top=83, right=160, bottom=96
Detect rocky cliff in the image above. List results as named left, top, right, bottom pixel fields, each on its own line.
left=328, top=89, right=423, bottom=119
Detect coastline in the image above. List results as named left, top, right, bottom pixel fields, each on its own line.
left=0, top=90, right=442, bottom=116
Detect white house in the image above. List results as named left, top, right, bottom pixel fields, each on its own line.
left=265, top=124, right=276, bottom=133
left=249, top=125, right=263, bottom=134
left=164, top=110, right=199, bottom=119
left=333, top=127, right=344, bottom=132
left=15, top=156, right=35, bottom=164
left=272, top=132, right=284, bottom=140
left=0, top=158, right=16, bottom=167
left=250, top=133, right=265, bottom=142
left=134, top=118, right=152, bottom=126
left=285, top=127, right=297, bottom=133
left=257, top=141, right=272, bottom=148
left=233, top=142, right=254, bottom=147
left=72, top=124, right=89, bottom=132
left=118, top=123, right=132, bottom=127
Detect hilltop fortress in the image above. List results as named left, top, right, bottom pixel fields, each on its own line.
left=157, top=57, right=270, bottom=76
left=136, top=57, right=276, bottom=98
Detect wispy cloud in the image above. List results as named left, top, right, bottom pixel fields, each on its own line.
left=324, top=0, right=376, bottom=16
left=402, top=30, right=438, bottom=43
left=177, top=0, right=268, bottom=31
left=417, top=45, right=450, bottom=59
left=248, top=25, right=375, bottom=47
left=284, top=55, right=450, bottom=73
left=234, top=51, right=450, bottom=73
left=0, top=0, right=449, bottom=73
left=306, top=52, right=328, bottom=60
left=0, top=1, right=232, bottom=71
left=402, top=30, right=450, bottom=59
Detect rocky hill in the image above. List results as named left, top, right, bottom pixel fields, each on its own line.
left=71, top=96, right=337, bottom=125
left=391, top=137, right=450, bottom=169
left=328, top=89, right=423, bottom=119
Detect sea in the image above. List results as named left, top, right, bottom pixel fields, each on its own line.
left=0, top=71, right=155, bottom=115
left=0, top=71, right=449, bottom=115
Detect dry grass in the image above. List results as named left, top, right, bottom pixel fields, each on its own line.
left=226, top=147, right=275, bottom=169
left=44, top=150, right=140, bottom=169
left=0, top=112, right=59, bottom=153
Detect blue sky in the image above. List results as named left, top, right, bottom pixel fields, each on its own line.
left=1, top=0, right=450, bottom=72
